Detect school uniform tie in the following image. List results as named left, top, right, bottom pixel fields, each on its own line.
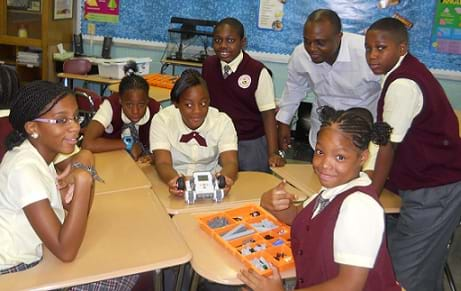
left=223, top=65, right=232, bottom=79
left=122, top=122, right=139, bottom=142
left=179, top=131, right=207, bottom=147
left=313, top=191, right=329, bottom=215
left=121, top=122, right=148, bottom=154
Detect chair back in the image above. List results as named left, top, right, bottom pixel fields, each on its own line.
left=0, top=65, right=20, bottom=108
left=63, top=58, right=92, bottom=75
left=74, top=87, right=103, bottom=129
left=0, top=117, right=13, bottom=161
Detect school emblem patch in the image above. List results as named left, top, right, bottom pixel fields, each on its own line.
left=238, top=74, right=251, bottom=89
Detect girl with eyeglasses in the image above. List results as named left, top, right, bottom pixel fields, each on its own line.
left=0, top=81, right=139, bottom=290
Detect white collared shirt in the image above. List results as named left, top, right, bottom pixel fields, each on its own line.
left=304, top=172, right=384, bottom=268
left=220, top=51, right=276, bottom=112
left=149, top=105, right=237, bottom=176
left=0, top=140, right=65, bottom=268
left=92, top=99, right=152, bottom=137
left=381, top=54, right=423, bottom=143
left=363, top=55, right=423, bottom=171
left=276, top=32, right=382, bottom=148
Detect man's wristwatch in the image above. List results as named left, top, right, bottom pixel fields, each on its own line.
left=122, top=136, right=134, bottom=151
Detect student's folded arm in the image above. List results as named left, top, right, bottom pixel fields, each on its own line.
left=153, top=149, right=179, bottom=184
left=81, top=120, right=125, bottom=153
left=219, top=150, right=238, bottom=182
left=261, top=109, right=285, bottom=167
left=23, top=170, right=93, bottom=262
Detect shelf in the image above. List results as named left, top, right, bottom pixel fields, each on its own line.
left=7, top=8, right=41, bottom=14
left=0, top=35, right=41, bottom=47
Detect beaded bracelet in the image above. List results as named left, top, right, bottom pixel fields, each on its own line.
left=71, top=162, right=105, bottom=183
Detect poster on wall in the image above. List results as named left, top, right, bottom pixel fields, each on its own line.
left=258, top=0, right=286, bottom=31
left=84, top=0, right=119, bottom=23
left=431, top=0, right=461, bottom=55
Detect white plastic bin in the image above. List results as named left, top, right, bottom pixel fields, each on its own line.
left=97, top=57, right=151, bottom=79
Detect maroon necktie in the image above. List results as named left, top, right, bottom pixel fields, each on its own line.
left=179, top=131, right=207, bottom=147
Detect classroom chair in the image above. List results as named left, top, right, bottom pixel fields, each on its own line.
left=0, top=117, right=13, bottom=161
left=63, top=58, right=92, bottom=75
left=74, top=87, right=102, bottom=130
left=0, top=64, right=20, bottom=109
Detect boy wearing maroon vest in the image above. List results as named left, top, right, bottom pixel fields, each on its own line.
left=366, top=18, right=461, bottom=291
left=202, top=17, right=284, bottom=172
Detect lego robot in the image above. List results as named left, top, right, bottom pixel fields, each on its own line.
left=177, top=171, right=226, bottom=204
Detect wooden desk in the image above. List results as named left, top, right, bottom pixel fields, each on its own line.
left=140, top=165, right=305, bottom=215
left=0, top=189, right=191, bottom=290
left=173, top=212, right=295, bottom=286
left=94, top=150, right=151, bottom=195
left=57, top=72, right=120, bottom=95
left=271, top=164, right=402, bottom=214
left=108, top=83, right=171, bottom=103
left=160, top=58, right=203, bottom=75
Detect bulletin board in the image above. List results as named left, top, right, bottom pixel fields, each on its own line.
left=79, top=0, right=461, bottom=72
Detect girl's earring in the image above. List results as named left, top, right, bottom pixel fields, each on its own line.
left=31, top=132, right=39, bottom=139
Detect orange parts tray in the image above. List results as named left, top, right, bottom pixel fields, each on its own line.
left=144, top=73, right=178, bottom=89
left=197, top=204, right=294, bottom=276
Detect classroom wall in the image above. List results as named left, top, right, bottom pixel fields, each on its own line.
left=83, top=42, right=461, bottom=110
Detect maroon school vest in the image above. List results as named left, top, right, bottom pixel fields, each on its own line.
left=377, top=54, right=461, bottom=191
left=202, top=51, right=266, bottom=140
left=103, top=93, right=160, bottom=150
left=291, top=185, right=400, bottom=290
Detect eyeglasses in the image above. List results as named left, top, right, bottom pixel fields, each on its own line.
left=34, top=116, right=81, bottom=125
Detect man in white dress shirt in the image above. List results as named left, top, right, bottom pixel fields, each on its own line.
left=276, top=9, right=381, bottom=156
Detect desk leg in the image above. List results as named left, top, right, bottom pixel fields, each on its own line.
left=160, top=63, right=169, bottom=74
left=175, top=264, right=185, bottom=291
left=154, top=269, right=163, bottom=291
left=190, top=270, right=200, bottom=291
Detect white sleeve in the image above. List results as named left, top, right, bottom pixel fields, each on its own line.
left=333, top=192, right=384, bottom=268
left=255, top=68, right=276, bottom=112
left=217, top=114, right=238, bottom=153
left=276, top=49, right=311, bottom=125
left=9, top=164, right=52, bottom=208
left=92, top=99, right=114, bottom=128
left=149, top=113, right=172, bottom=152
left=383, top=79, right=423, bottom=143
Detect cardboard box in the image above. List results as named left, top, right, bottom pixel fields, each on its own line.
left=97, top=57, right=151, bottom=79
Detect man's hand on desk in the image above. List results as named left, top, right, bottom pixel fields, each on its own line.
left=277, top=122, right=292, bottom=151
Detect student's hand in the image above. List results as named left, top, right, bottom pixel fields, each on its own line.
left=277, top=122, right=292, bottom=151
left=260, top=180, right=296, bottom=212
left=137, top=153, right=153, bottom=164
left=268, top=153, right=286, bottom=168
left=56, top=163, right=75, bottom=209
left=130, top=143, right=143, bottom=161
left=168, top=176, right=185, bottom=197
left=217, top=173, right=234, bottom=195
left=238, top=265, right=284, bottom=291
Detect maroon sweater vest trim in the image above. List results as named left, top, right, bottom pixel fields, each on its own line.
left=103, top=93, right=160, bottom=150
left=291, top=185, right=400, bottom=291
left=202, top=51, right=266, bottom=140
left=378, top=54, right=461, bottom=191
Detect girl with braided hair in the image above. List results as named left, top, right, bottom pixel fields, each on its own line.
left=82, top=64, right=160, bottom=161
left=239, top=105, right=401, bottom=291
left=0, top=81, right=138, bottom=290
